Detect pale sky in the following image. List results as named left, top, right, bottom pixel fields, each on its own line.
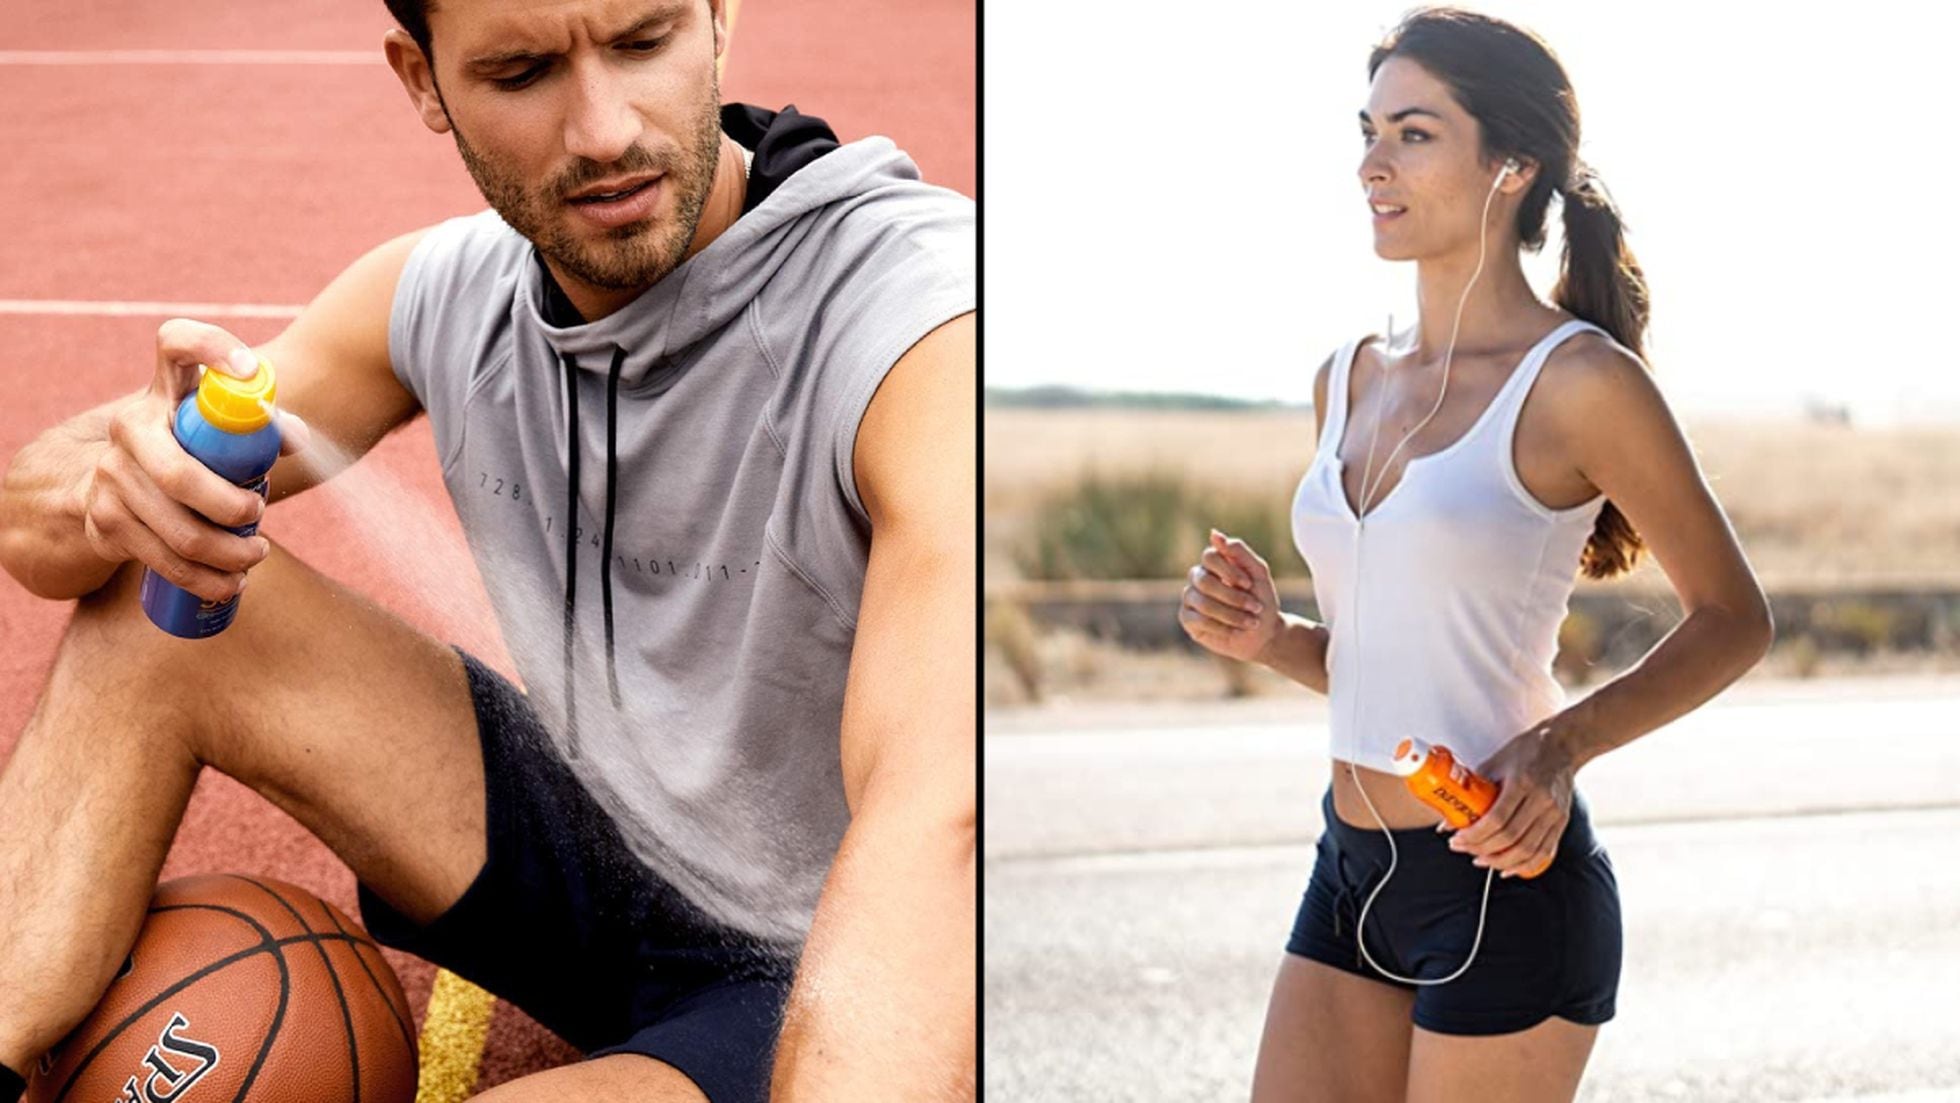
left=983, top=1, right=1960, bottom=424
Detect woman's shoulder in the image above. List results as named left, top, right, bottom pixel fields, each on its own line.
left=1542, top=323, right=1650, bottom=389
left=1329, top=329, right=1388, bottom=379
left=1311, top=330, right=1379, bottom=438
left=1314, top=330, right=1384, bottom=400
left=1536, top=321, right=1669, bottom=433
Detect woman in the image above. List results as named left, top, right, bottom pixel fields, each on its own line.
left=1177, top=9, right=1774, bottom=1102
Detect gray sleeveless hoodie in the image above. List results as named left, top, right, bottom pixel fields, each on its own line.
left=387, top=127, right=974, bottom=947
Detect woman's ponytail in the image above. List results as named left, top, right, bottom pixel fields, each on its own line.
left=1553, top=166, right=1649, bottom=579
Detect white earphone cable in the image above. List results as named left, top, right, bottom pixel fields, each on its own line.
left=1341, top=160, right=1514, bottom=985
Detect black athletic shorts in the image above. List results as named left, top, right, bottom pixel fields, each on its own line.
left=1286, top=782, right=1621, bottom=1035
left=354, top=647, right=797, bottom=1103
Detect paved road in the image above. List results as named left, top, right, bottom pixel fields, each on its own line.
left=984, top=681, right=1960, bottom=1101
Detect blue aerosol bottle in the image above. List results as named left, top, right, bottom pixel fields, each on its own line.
left=139, top=357, right=282, bottom=638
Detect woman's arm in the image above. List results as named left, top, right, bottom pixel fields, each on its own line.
left=1177, top=351, right=1341, bottom=687
left=1449, top=333, right=1775, bottom=875
left=1254, top=613, right=1332, bottom=696
left=1253, top=349, right=1340, bottom=697
left=1540, top=335, right=1775, bottom=767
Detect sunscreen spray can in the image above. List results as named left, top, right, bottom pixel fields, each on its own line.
left=1391, top=736, right=1552, bottom=878
left=139, top=358, right=281, bottom=639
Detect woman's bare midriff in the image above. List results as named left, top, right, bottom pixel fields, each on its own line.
left=1330, top=757, right=1451, bottom=830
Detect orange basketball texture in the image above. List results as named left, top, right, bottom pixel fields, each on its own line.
left=25, top=874, right=417, bottom=1103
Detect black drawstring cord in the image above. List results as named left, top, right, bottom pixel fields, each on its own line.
left=601, top=345, right=625, bottom=708
left=560, top=351, right=582, bottom=760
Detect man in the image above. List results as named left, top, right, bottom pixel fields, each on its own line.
left=0, top=0, right=975, bottom=1099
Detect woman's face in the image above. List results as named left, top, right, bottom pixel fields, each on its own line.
left=1358, top=57, right=1518, bottom=262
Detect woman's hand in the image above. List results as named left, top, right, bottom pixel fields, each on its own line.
left=1444, top=721, right=1581, bottom=877
left=1177, top=529, right=1283, bottom=664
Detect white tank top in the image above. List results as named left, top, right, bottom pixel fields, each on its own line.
left=1289, top=319, right=1610, bottom=775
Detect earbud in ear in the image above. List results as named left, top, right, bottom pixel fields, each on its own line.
left=1502, top=157, right=1522, bottom=179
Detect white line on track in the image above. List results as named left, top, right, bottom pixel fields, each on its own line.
left=0, top=50, right=380, bottom=66
left=0, top=300, right=303, bottom=319
left=1801, top=1093, right=1960, bottom=1103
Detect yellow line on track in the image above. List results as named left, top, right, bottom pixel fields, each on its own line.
left=414, top=970, right=498, bottom=1103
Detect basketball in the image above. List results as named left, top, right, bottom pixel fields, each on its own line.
left=23, top=874, right=418, bottom=1103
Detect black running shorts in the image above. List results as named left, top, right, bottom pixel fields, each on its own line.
left=355, top=648, right=797, bottom=1102
left=1286, top=782, right=1621, bottom=1034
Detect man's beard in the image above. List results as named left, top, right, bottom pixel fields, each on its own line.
left=448, top=76, right=724, bottom=293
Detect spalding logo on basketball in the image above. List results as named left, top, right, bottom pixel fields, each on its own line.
left=25, top=874, right=418, bottom=1103
left=106, top=1012, right=218, bottom=1103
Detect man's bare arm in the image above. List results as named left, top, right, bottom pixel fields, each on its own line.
left=769, top=313, right=977, bottom=1101
left=0, top=229, right=429, bottom=602
left=255, top=228, right=430, bottom=506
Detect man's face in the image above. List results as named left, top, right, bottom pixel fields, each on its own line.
left=426, top=0, right=724, bottom=293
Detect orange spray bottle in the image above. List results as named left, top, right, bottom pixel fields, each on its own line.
left=1390, top=737, right=1552, bottom=878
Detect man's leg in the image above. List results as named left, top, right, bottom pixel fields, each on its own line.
left=474, top=1055, right=708, bottom=1103
left=0, top=544, right=488, bottom=1074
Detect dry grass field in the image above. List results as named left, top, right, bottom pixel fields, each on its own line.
left=985, top=408, right=1960, bottom=590
left=983, top=407, right=1960, bottom=707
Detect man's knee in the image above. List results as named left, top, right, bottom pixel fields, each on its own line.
left=64, top=559, right=148, bottom=639
left=470, top=1055, right=709, bottom=1102
left=48, top=558, right=262, bottom=768
left=60, top=545, right=301, bottom=679
left=48, top=561, right=186, bottom=702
